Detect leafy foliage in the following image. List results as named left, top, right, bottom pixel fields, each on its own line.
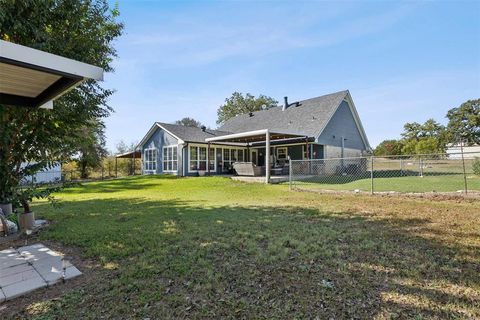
left=76, top=121, right=108, bottom=178
left=0, top=0, right=123, bottom=202
left=446, top=99, right=480, bottom=145
left=473, top=157, right=480, bottom=176
left=216, top=92, right=278, bottom=124
left=373, top=139, right=404, bottom=156
left=400, top=119, right=446, bottom=155
left=175, top=117, right=203, bottom=128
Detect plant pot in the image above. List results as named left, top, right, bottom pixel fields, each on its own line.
left=198, top=170, right=206, bottom=177
left=18, top=211, right=36, bottom=231
left=0, top=203, right=12, bottom=216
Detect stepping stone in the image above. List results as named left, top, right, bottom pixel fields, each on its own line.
left=0, top=263, right=33, bottom=278
left=0, top=254, right=26, bottom=270
left=34, top=261, right=74, bottom=285
left=2, top=275, right=46, bottom=300
left=0, top=267, right=38, bottom=287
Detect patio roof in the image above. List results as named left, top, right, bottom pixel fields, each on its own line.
left=205, top=129, right=310, bottom=145
left=115, top=151, right=141, bottom=159
left=0, top=40, right=104, bottom=108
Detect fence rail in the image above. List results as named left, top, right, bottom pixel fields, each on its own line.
left=289, top=152, right=480, bottom=194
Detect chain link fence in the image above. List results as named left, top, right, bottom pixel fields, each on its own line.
left=289, top=152, right=480, bottom=194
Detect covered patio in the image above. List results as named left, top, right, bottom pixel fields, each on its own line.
left=206, top=129, right=314, bottom=183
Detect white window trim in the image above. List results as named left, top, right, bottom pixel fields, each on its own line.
left=188, top=144, right=208, bottom=173
left=162, top=145, right=178, bottom=173
left=276, top=147, right=287, bottom=160
left=187, top=144, right=248, bottom=173
left=144, top=148, right=157, bottom=173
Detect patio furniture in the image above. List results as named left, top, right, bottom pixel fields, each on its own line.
left=233, top=162, right=265, bottom=176
left=271, top=167, right=283, bottom=176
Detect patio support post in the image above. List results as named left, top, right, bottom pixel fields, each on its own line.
left=133, top=151, right=136, bottom=176
left=207, top=143, right=211, bottom=176
left=265, top=130, right=270, bottom=184
left=115, top=157, right=118, bottom=178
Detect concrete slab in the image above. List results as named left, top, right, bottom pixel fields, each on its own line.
left=0, top=243, right=81, bottom=302
left=2, top=275, right=46, bottom=300
left=0, top=255, right=26, bottom=270
left=0, top=263, right=33, bottom=278
left=0, top=268, right=38, bottom=287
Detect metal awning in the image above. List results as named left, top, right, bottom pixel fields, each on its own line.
left=205, top=129, right=309, bottom=145
left=0, top=40, right=104, bottom=108
left=206, top=129, right=312, bottom=184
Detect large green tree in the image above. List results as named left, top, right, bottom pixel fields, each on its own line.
left=76, top=121, right=108, bottom=179
left=373, top=139, right=404, bottom=157
left=175, top=117, right=203, bottom=128
left=216, top=92, right=278, bottom=125
left=0, top=0, right=123, bottom=203
left=400, top=119, right=446, bottom=155
left=446, top=99, right=480, bottom=145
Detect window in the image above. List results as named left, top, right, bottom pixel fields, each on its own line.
left=208, top=148, right=215, bottom=171
left=189, top=145, right=207, bottom=171
left=277, top=147, right=287, bottom=160
left=221, top=148, right=245, bottom=172
left=144, top=148, right=157, bottom=172
left=163, top=146, right=177, bottom=172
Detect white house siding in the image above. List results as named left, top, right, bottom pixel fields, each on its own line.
left=446, top=144, right=480, bottom=159
left=21, top=162, right=61, bottom=184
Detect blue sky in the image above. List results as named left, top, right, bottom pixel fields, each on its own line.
left=104, top=0, right=480, bottom=151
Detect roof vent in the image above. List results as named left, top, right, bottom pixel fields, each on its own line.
left=283, top=96, right=288, bottom=111
left=201, top=125, right=206, bottom=132
left=249, top=112, right=254, bottom=117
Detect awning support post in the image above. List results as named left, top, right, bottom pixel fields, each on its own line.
left=265, top=130, right=270, bottom=184
left=207, top=143, right=211, bottom=176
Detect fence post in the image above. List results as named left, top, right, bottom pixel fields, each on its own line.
left=370, top=156, right=374, bottom=195
left=460, top=142, right=468, bottom=194
left=101, top=166, right=104, bottom=180
left=289, top=159, right=293, bottom=191
left=419, top=157, right=423, bottom=177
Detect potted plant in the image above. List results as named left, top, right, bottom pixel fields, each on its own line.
left=15, top=184, right=62, bottom=231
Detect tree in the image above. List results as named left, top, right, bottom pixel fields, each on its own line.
left=0, top=1, right=123, bottom=203
left=373, top=139, right=404, bottom=157
left=175, top=117, right=203, bottom=128
left=216, top=92, right=278, bottom=124
left=446, top=99, right=480, bottom=145
left=400, top=119, right=446, bottom=155
left=76, top=121, right=108, bottom=179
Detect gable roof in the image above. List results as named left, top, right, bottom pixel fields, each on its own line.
left=137, top=122, right=231, bottom=148
left=218, top=90, right=370, bottom=150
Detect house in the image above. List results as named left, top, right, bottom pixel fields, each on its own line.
left=136, top=90, right=371, bottom=180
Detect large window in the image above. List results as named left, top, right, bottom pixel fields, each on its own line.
left=144, top=148, right=157, bottom=172
left=222, top=148, right=244, bottom=172
left=163, top=145, right=178, bottom=172
left=189, top=146, right=207, bottom=171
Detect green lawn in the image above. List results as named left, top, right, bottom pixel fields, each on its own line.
left=293, top=174, right=480, bottom=193
left=4, top=176, right=480, bottom=319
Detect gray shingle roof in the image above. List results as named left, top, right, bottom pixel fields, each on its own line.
left=157, top=122, right=231, bottom=143
left=218, top=90, right=349, bottom=138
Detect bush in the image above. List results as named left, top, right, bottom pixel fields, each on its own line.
left=473, top=157, right=480, bottom=176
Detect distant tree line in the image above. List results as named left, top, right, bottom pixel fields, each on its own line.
left=374, top=99, right=479, bottom=156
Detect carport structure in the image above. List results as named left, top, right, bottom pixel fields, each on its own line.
left=206, top=129, right=313, bottom=183
left=0, top=39, right=103, bottom=108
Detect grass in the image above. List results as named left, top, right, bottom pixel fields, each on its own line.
left=4, top=176, right=480, bottom=319
left=294, top=173, right=480, bottom=193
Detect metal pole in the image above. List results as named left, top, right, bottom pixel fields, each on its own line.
left=460, top=140, right=468, bottom=194
left=207, top=143, right=211, bottom=176
left=289, top=157, right=293, bottom=191
left=115, top=157, right=118, bottom=178
left=265, top=130, right=270, bottom=184
left=370, top=156, right=374, bottom=195
left=419, top=157, right=423, bottom=177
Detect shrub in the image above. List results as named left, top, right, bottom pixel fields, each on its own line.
left=473, top=157, right=480, bottom=176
